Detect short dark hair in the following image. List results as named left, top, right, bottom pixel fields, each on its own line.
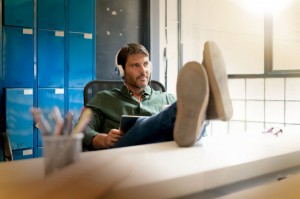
left=116, top=43, right=149, bottom=70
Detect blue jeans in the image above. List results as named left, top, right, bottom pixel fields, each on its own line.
left=113, top=102, right=206, bottom=148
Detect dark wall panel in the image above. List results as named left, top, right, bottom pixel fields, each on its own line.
left=96, top=0, right=150, bottom=80
left=0, top=1, right=3, bottom=133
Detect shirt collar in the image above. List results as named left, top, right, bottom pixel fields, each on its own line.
left=121, top=84, right=151, bottom=97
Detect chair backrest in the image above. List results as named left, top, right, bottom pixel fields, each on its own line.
left=84, top=80, right=166, bottom=105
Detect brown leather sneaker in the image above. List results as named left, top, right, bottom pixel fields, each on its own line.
left=202, top=41, right=233, bottom=121
left=174, top=61, right=209, bottom=147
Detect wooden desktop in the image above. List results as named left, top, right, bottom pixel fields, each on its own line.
left=1, top=126, right=300, bottom=199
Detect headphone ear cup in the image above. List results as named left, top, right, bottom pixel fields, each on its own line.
left=117, top=64, right=124, bottom=77
left=115, top=49, right=124, bottom=77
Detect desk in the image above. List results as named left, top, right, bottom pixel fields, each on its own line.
left=1, top=126, right=300, bottom=198
left=215, top=169, right=300, bottom=199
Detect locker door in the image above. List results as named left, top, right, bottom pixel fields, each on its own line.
left=3, top=26, right=34, bottom=88
left=68, top=88, right=84, bottom=125
left=5, top=88, right=34, bottom=150
left=0, top=26, right=3, bottom=134
left=38, top=29, right=65, bottom=88
left=37, top=0, right=65, bottom=30
left=12, top=149, right=34, bottom=160
left=37, top=147, right=43, bottom=158
left=37, top=88, right=65, bottom=147
left=3, top=0, right=34, bottom=27
left=69, top=32, right=94, bottom=88
left=69, top=0, right=95, bottom=33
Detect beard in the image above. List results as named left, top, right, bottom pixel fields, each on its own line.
left=124, top=74, right=149, bottom=89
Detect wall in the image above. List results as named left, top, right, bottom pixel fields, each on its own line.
left=95, top=0, right=150, bottom=80
left=207, top=77, right=300, bottom=136
left=153, top=0, right=300, bottom=136
left=150, top=0, right=180, bottom=93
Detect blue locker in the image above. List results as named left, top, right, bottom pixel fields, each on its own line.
left=68, top=88, right=84, bottom=125
left=69, top=0, right=95, bottom=33
left=12, top=148, right=34, bottom=160
left=0, top=26, right=3, bottom=134
left=3, top=26, right=34, bottom=88
left=5, top=88, right=34, bottom=150
left=37, top=0, right=65, bottom=30
left=3, top=0, right=34, bottom=27
left=38, top=29, right=65, bottom=88
left=37, top=147, right=43, bottom=157
left=37, top=88, right=65, bottom=147
left=0, top=26, right=2, bottom=161
left=69, top=32, right=94, bottom=88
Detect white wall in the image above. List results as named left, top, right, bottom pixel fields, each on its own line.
left=151, top=0, right=300, bottom=135
left=150, top=0, right=179, bottom=94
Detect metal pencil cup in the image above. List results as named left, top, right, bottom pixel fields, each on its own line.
left=42, top=133, right=83, bottom=176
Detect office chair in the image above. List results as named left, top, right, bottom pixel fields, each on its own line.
left=83, top=80, right=166, bottom=106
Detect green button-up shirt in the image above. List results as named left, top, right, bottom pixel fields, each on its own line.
left=83, top=85, right=176, bottom=148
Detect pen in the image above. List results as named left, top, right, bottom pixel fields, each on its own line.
left=64, top=111, right=74, bottom=135
left=31, top=108, right=52, bottom=135
left=51, top=106, right=64, bottom=136
left=71, top=108, right=92, bottom=134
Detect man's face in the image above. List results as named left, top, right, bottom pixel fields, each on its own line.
left=123, top=53, right=152, bottom=89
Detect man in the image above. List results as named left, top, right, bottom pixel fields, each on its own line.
left=83, top=42, right=233, bottom=150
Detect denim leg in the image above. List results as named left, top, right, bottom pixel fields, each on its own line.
left=113, top=103, right=177, bottom=148
left=197, top=120, right=208, bottom=140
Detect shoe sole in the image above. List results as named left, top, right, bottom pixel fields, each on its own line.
left=203, top=41, right=233, bottom=121
left=174, top=61, right=209, bottom=147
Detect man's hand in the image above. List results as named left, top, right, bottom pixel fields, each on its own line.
left=105, top=129, right=124, bottom=147
left=92, top=129, right=124, bottom=149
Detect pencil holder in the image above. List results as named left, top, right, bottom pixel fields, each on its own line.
left=42, top=133, right=83, bottom=176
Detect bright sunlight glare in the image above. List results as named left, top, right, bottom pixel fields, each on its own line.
left=243, top=0, right=293, bottom=15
